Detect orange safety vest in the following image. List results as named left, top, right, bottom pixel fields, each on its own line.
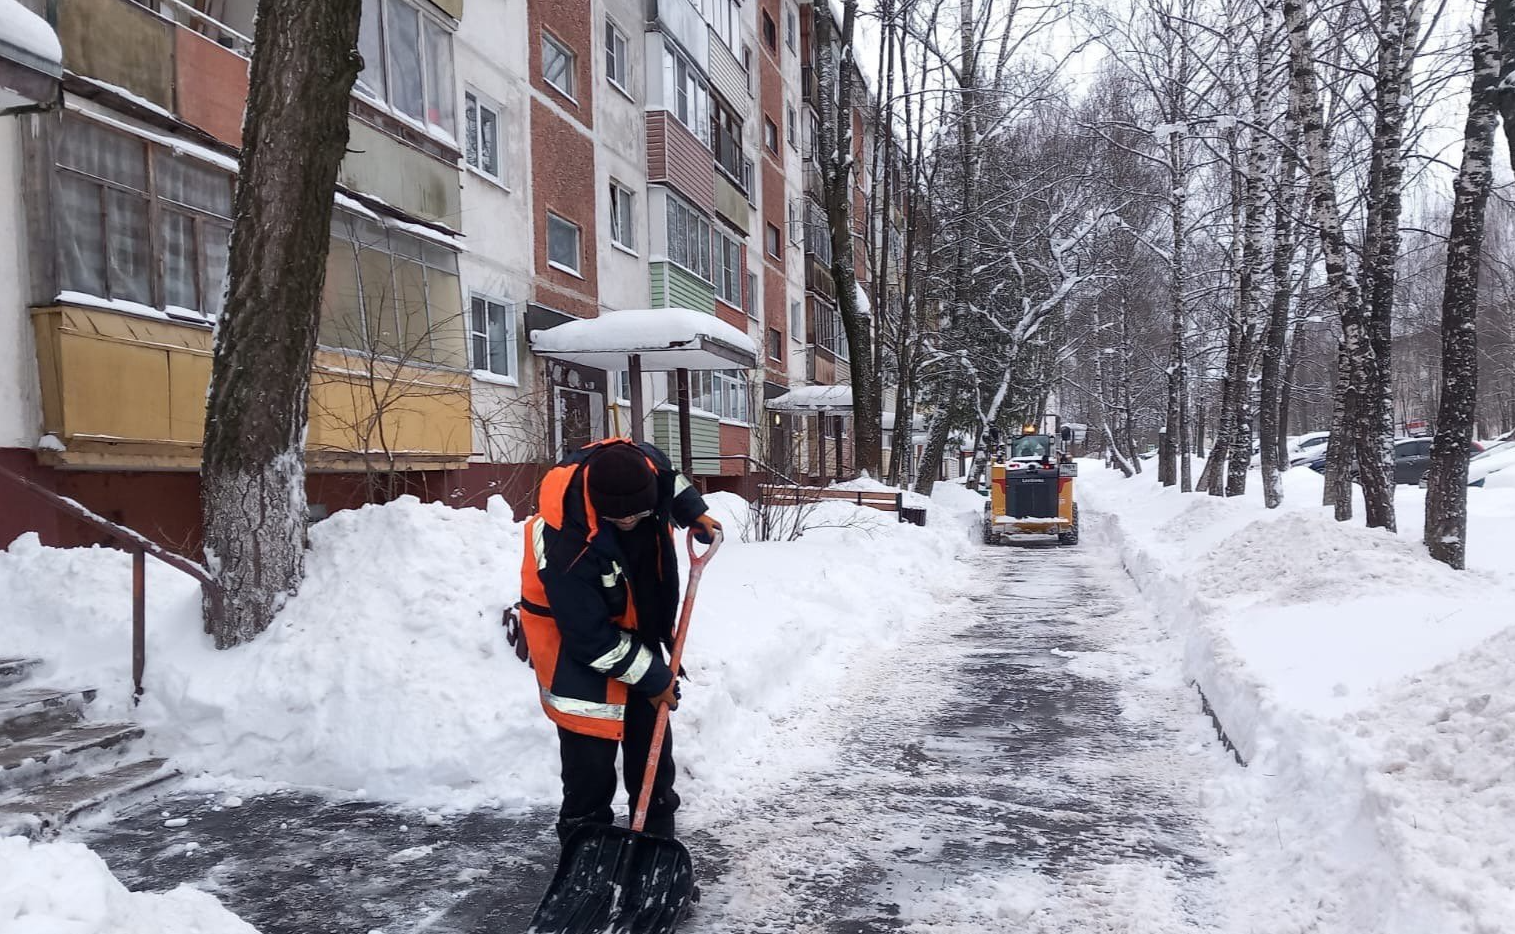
left=518, top=439, right=662, bottom=740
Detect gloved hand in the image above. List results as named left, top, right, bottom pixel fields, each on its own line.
left=691, top=513, right=722, bottom=545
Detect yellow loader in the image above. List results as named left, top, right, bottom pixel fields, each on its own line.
left=982, top=421, right=1079, bottom=546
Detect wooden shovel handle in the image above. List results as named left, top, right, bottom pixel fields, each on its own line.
left=631, top=527, right=722, bottom=833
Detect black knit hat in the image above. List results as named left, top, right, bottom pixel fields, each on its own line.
left=587, top=444, right=658, bottom=519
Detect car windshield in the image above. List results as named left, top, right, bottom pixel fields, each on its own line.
left=1009, top=436, right=1052, bottom=459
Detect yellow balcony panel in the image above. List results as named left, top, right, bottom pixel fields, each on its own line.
left=31, top=304, right=471, bottom=472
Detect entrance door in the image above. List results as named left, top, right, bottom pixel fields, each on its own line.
left=555, top=387, right=605, bottom=459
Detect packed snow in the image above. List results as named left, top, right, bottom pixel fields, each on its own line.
left=0, top=836, right=256, bottom=934
left=0, top=0, right=62, bottom=66
left=1080, top=460, right=1515, bottom=933
left=528, top=308, right=758, bottom=370
left=1, top=488, right=980, bottom=812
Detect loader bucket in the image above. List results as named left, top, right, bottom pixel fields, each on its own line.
left=526, top=824, right=695, bottom=934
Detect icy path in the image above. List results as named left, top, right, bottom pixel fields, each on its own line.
left=682, top=543, right=1228, bottom=932
left=77, top=541, right=1234, bottom=932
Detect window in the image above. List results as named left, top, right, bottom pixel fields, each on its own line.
left=714, top=232, right=743, bottom=307
left=605, top=20, right=629, bottom=92
left=805, top=200, right=832, bottom=264
left=703, top=0, right=739, bottom=52
left=786, top=105, right=798, bottom=149
left=713, top=99, right=746, bottom=190
left=322, top=213, right=466, bottom=368
left=665, top=194, right=713, bottom=280
left=547, top=212, right=581, bottom=274
left=766, top=223, right=782, bottom=259
left=464, top=90, right=503, bottom=183
left=785, top=5, right=797, bottom=51
left=743, top=43, right=754, bottom=93
left=788, top=202, right=801, bottom=244
left=690, top=370, right=749, bottom=422
left=357, top=0, right=456, bottom=135
left=815, top=298, right=849, bottom=360
left=663, top=44, right=712, bottom=147
left=790, top=299, right=803, bottom=337
left=469, top=295, right=518, bottom=379
left=745, top=271, right=758, bottom=319
left=768, top=328, right=783, bottom=362
left=764, top=117, right=779, bottom=153
left=54, top=116, right=233, bottom=316
left=543, top=32, right=575, bottom=99
left=609, top=181, right=636, bottom=251
left=762, top=10, right=777, bottom=51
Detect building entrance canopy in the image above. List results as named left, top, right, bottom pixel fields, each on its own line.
left=529, top=308, right=758, bottom=471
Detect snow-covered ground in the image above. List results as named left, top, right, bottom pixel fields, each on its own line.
left=1081, top=461, right=1515, bottom=933
left=0, top=835, right=256, bottom=934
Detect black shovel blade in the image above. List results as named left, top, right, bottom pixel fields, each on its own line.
left=526, top=824, right=695, bottom=934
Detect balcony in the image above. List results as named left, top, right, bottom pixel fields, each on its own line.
left=56, top=0, right=251, bottom=146
left=806, top=254, right=835, bottom=301
left=31, top=303, right=473, bottom=471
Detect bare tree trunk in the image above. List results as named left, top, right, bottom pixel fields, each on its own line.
left=1324, top=347, right=1356, bottom=520
left=201, top=0, right=363, bottom=648
left=1162, top=130, right=1188, bottom=489
left=1259, top=124, right=1301, bottom=508
left=1426, top=4, right=1497, bottom=569
left=1286, top=0, right=1373, bottom=524
left=816, top=0, right=882, bottom=477
left=1352, top=0, right=1421, bottom=532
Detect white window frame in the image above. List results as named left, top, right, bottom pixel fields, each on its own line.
left=543, top=31, right=576, bottom=100
left=714, top=231, right=742, bottom=307
left=785, top=5, right=798, bottom=51
left=786, top=105, right=798, bottom=150
left=665, top=193, right=713, bottom=281
left=605, top=19, right=631, bottom=96
left=469, top=294, right=519, bottom=383
left=745, top=271, right=758, bottom=320
left=547, top=212, right=582, bottom=276
left=790, top=299, right=803, bottom=339
left=356, top=0, right=457, bottom=137
left=463, top=88, right=506, bottom=187
left=609, top=180, right=637, bottom=253
left=765, top=223, right=782, bottom=259
left=663, top=43, right=712, bottom=147
left=764, top=117, right=779, bottom=153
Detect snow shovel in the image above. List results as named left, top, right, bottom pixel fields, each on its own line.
left=527, top=527, right=723, bottom=934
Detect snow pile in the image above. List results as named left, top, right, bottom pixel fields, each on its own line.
left=0, top=836, right=257, bottom=934
left=827, top=475, right=932, bottom=510
left=2, top=486, right=978, bottom=812
left=0, top=0, right=63, bottom=67
left=1079, top=461, right=1515, bottom=933
left=528, top=308, right=757, bottom=360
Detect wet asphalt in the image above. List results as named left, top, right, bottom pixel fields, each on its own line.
left=77, top=542, right=1225, bottom=933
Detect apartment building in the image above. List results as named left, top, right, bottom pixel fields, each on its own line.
left=0, top=0, right=890, bottom=554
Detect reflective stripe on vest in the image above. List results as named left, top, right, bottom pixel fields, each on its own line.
left=589, top=632, right=635, bottom=673
left=541, top=688, right=625, bottom=722
left=531, top=517, right=548, bottom=571
left=617, top=644, right=655, bottom=685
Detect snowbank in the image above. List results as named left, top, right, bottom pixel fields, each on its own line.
left=1080, top=461, right=1515, bottom=933
left=0, top=835, right=257, bottom=934
left=2, top=487, right=979, bottom=813
left=827, top=475, right=933, bottom=510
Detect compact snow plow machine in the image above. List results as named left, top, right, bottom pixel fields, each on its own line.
left=982, top=419, right=1079, bottom=546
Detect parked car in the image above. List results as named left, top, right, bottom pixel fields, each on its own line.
left=1425, top=439, right=1515, bottom=489
left=1307, top=437, right=1484, bottom=485
left=1288, top=432, right=1330, bottom=466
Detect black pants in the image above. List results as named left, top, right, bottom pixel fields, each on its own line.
left=556, top=694, right=680, bottom=843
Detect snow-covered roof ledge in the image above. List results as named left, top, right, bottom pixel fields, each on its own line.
left=0, top=0, right=62, bottom=113
left=529, top=308, right=758, bottom=372
left=768, top=384, right=853, bottom=413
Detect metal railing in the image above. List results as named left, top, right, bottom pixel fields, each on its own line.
left=0, top=462, right=223, bottom=701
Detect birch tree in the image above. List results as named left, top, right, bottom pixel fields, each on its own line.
left=201, top=0, right=363, bottom=647
left=1425, top=4, right=1499, bottom=569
